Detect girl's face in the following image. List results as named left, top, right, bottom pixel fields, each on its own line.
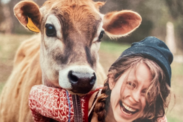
left=108, top=63, right=152, bottom=122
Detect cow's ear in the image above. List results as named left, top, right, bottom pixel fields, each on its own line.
left=94, top=2, right=105, bottom=10
left=14, top=0, right=41, bottom=33
left=103, top=10, right=142, bottom=38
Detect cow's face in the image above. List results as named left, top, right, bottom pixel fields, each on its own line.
left=14, top=0, right=142, bottom=95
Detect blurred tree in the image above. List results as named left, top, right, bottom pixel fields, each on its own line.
left=5, top=0, right=26, bottom=34
left=165, top=0, right=183, bottom=19
left=0, top=1, right=5, bottom=23
left=165, top=0, right=183, bottom=50
left=33, top=0, right=45, bottom=6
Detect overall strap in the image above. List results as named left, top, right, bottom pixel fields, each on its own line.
left=72, top=95, right=83, bottom=122
left=66, top=91, right=71, bottom=122
left=88, top=89, right=102, bottom=116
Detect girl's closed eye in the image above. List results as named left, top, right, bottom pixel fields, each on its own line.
left=126, top=81, right=136, bottom=89
left=141, top=89, right=147, bottom=96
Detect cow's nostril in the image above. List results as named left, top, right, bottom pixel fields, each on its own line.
left=68, top=71, right=78, bottom=83
left=90, top=73, right=96, bottom=85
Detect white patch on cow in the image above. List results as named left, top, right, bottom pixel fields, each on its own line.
left=40, top=14, right=65, bottom=84
left=93, top=24, right=103, bottom=43
left=104, top=31, right=129, bottom=39
left=90, top=14, right=103, bottom=66
left=45, top=14, right=62, bottom=39
left=40, top=48, right=57, bottom=82
left=40, top=6, right=46, bottom=16
left=43, top=14, right=64, bottom=59
left=91, top=42, right=101, bottom=66
left=58, top=65, right=97, bottom=90
left=92, top=14, right=104, bottom=43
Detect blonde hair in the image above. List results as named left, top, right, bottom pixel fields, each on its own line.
left=93, top=55, right=170, bottom=122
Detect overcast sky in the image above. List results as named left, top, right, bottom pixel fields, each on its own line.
left=1, top=0, right=10, bottom=4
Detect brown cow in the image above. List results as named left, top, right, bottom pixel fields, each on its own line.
left=0, top=0, right=142, bottom=122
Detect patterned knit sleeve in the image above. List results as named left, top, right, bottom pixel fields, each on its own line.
left=29, top=85, right=74, bottom=122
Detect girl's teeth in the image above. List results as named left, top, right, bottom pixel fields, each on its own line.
left=122, top=103, right=136, bottom=112
left=122, top=109, right=133, bottom=115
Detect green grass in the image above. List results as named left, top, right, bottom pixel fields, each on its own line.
left=166, top=62, right=183, bottom=122
left=0, top=33, right=31, bottom=91
left=172, top=62, right=183, bottom=76
left=100, top=41, right=130, bottom=54
left=99, top=41, right=131, bottom=73
left=0, top=82, right=5, bottom=94
left=0, top=33, right=31, bottom=63
left=167, top=116, right=181, bottom=122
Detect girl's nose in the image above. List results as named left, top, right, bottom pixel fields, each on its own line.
left=131, top=90, right=141, bottom=103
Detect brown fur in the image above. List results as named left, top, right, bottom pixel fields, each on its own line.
left=0, top=35, right=42, bottom=122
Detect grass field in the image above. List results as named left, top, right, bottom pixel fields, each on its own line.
left=0, top=33, right=183, bottom=121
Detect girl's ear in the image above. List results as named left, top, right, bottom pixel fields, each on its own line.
left=103, top=10, right=142, bottom=38
left=14, top=0, right=41, bottom=33
left=108, top=75, right=115, bottom=90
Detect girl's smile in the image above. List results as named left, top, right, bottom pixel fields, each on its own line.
left=119, top=101, right=139, bottom=116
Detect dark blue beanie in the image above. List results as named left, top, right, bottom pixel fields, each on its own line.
left=113, top=36, right=173, bottom=86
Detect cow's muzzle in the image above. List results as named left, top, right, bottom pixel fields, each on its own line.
left=68, top=70, right=96, bottom=94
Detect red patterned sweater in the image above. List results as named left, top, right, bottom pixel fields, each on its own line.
left=29, top=85, right=101, bottom=122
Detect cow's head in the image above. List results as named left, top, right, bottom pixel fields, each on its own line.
left=14, top=0, right=142, bottom=95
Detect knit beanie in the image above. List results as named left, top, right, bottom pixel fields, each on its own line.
left=111, top=36, right=173, bottom=86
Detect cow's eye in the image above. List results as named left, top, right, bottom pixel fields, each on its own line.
left=98, top=30, right=105, bottom=41
left=45, top=24, right=56, bottom=37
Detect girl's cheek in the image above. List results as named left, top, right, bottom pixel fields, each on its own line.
left=120, top=87, right=131, bottom=98
left=141, top=97, right=147, bottom=108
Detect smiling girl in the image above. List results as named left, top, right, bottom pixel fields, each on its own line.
left=93, top=36, right=173, bottom=122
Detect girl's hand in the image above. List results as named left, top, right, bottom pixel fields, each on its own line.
left=157, top=116, right=167, bottom=122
